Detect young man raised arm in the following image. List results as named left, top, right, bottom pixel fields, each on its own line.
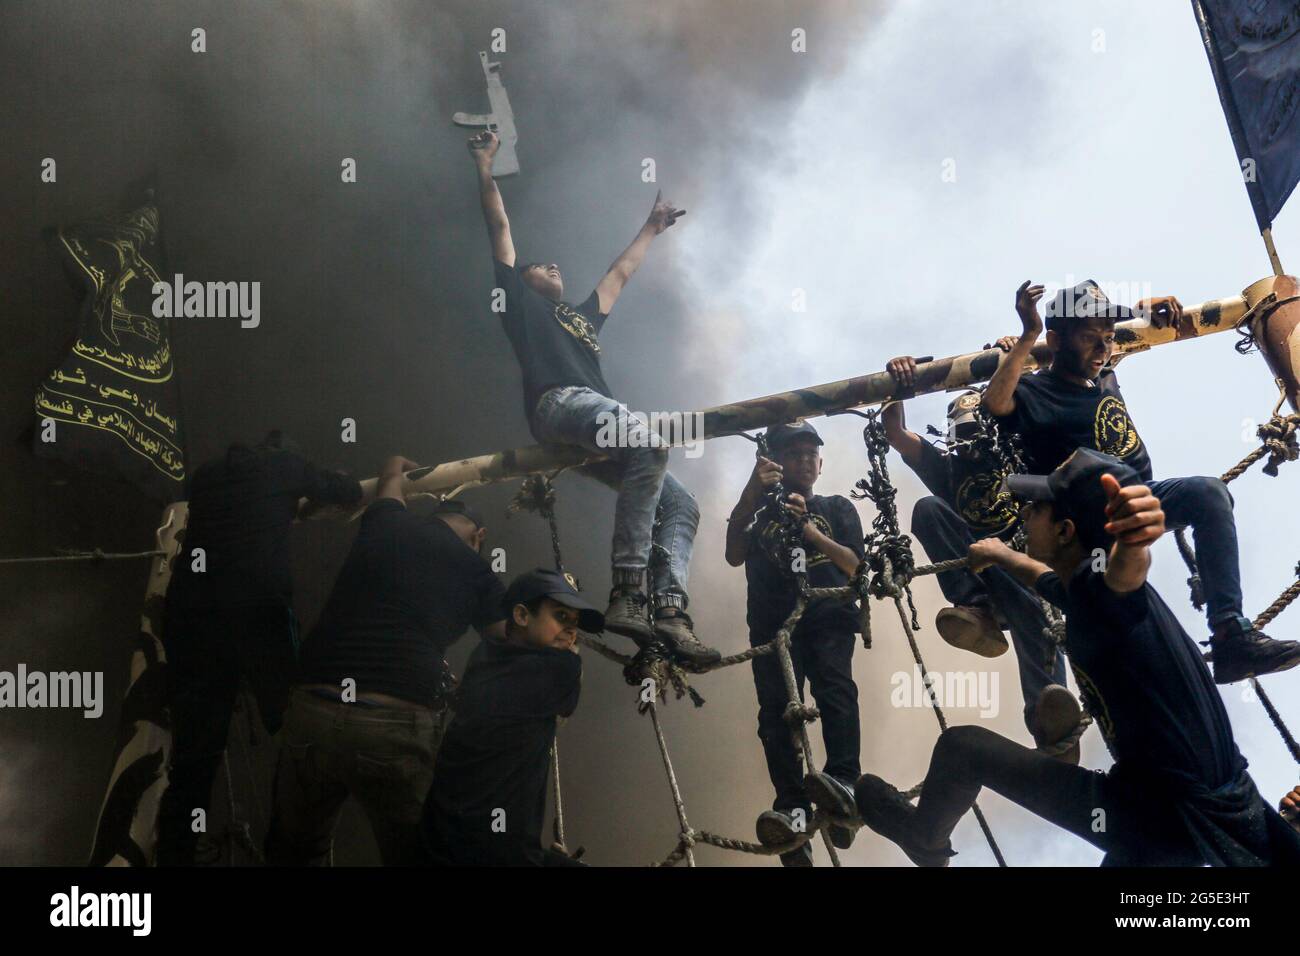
left=468, top=129, right=717, bottom=669
left=981, top=277, right=1300, bottom=684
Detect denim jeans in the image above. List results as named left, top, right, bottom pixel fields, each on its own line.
left=532, top=385, right=698, bottom=603
left=1147, top=476, right=1244, bottom=631
left=264, top=687, right=446, bottom=866
left=910, top=496, right=1067, bottom=731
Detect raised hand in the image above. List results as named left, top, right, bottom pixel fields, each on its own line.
left=1015, top=280, right=1045, bottom=336
left=1101, top=473, right=1165, bottom=548
left=886, top=355, right=918, bottom=388
left=468, top=129, right=500, bottom=162
left=645, top=190, right=686, bottom=235
left=1134, top=295, right=1184, bottom=330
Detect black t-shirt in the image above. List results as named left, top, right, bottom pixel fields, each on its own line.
left=1035, top=562, right=1240, bottom=788
left=297, top=499, right=507, bottom=707
left=995, top=369, right=1153, bottom=480
left=493, top=259, right=612, bottom=430
left=744, top=494, right=865, bottom=643
left=166, top=446, right=362, bottom=610
left=424, top=636, right=582, bottom=864
left=909, top=440, right=1019, bottom=539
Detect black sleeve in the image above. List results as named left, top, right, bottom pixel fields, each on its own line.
left=576, top=290, right=609, bottom=333
left=909, top=440, right=955, bottom=502
left=512, top=649, right=583, bottom=719
left=360, top=497, right=407, bottom=525
left=493, top=258, right=526, bottom=316
left=993, top=377, right=1035, bottom=435
left=472, top=567, right=508, bottom=630
left=1070, top=567, right=1150, bottom=637
left=1034, top=571, right=1069, bottom=611
left=832, top=497, right=866, bottom=560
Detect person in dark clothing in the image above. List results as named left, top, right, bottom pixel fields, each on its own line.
left=883, top=352, right=1076, bottom=756
left=423, top=569, right=603, bottom=867
left=725, top=421, right=865, bottom=866
left=854, top=448, right=1300, bottom=867
left=983, top=278, right=1300, bottom=684
left=467, top=128, right=717, bottom=670
left=156, top=431, right=362, bottom=866
left=264, top=456, right=507, bottom=866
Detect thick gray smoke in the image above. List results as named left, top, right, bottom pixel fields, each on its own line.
left=0, top=0, right=898, bottom=864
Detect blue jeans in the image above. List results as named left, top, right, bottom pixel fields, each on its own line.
left=1147, top=476, right=1244, bottom=631
left=911, top=496, right=1068, bottom=731
left=532, top=386, right=698, bottom=603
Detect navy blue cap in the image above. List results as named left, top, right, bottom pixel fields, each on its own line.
left=765, top=421, right=824, bottom=453
left=1045, top=280, right=1135, bottom=331
left=1005, top=448, right=1141, bottom=550
left=503, top=568, right=604, bottom=633
left=431, top=498, right=484, bottom=530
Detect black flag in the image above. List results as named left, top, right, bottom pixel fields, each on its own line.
left=33, top=203, right=185, bottom=502
left=1195, top=0, right=1300, bottom=231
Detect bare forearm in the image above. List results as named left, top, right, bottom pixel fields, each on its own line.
left=990, top=547, right=1051, bottom=588
left=1104, top=544, right=1150, bottom=595
left=805, top=527, right=862, bottom=577
left=477, top=164, right=508, bottom=231
left=609, top=224, right=656, bottom=280
left=883, top=402, right=925, bottom=468
left=983, top=334, right=1036, bottom=417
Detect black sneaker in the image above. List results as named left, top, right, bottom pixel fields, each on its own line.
left=756, top=809, right=807, bottom=849
left=654, top=609, right=722, bottom=668
left=804, top=772, right=858, bottom=849
left=1029, top=684, right=1082, bottom=765
left=779, top=843, right=815, bottom=867
left=853, top=774, right=954, bottom=868
left=1209, top=626, right=1300, bottom=685
left=603, top=588, right=655, bottom=646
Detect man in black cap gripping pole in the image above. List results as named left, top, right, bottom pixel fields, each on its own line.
left=726, top=421, right=866, bottom=865
left=423, top=568, right=603, bottom=866
left=265, top=455, right=507, bottom=865
left=984, top=279, right=1300, bottom=684
left=854, top=448, right=1300, bottom=867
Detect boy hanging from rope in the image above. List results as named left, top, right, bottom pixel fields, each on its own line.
left=883, top=352, right=1079, bottom=761
left=983, top=279, right=1300, bottom=683
left=468, top=129, right=719, bottom=668
left=855, top=449, right=1300, bottom=866
left=726, top=421, right=865, bottom=866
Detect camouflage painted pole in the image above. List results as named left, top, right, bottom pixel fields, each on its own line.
left=304, top=280, right=1266, bottom=514
left=89, top=502, right=186, bottom=866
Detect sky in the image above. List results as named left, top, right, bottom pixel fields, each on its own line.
left=1, top=0, right=1297, bottom=868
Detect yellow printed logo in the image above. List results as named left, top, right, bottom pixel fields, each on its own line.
left=1070, top=662, right=1114, bottom=746
left=553, top=303, right=601, bottom=355
left=956, top=470, right=1018, bottom=536
left=1093, top=395, right=1141, bottom=460
left=759, top=512, right=832, bottom=569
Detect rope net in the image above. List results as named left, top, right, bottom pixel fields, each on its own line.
left=508, top=394, right=1300, bottom=867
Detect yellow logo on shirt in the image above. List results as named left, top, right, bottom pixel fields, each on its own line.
left=1093, top=395, right=1141, bottom=460
left=759, top=512, right=833, bottom=569
left=956, top=470, right=1018, bottom=536
left=553, top=303, right=601, bottom=355
left=1070, top=661, right=1115, bottom=747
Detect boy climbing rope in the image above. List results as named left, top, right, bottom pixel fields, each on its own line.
left=468, top=129, right=718, bottom=668
left=855, top=449, right=1300, bottom=866
left=983, top=279, right=1300, bottom=683
left=422, top=569, right=602, bottom=866
left=725, top=422, right=865, bottom=865
left=883, top=352, right=1078, bottom=760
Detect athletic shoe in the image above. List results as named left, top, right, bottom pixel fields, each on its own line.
left=654, top=609, right=721, bottom=667
left=853, top=774, right=954, bottom=867
left=1210, top=625, right=1300, bottom=685
left=602, top=587, right=655, bottom=646
left=1029, top=684, right=1082, bottom=765
left=935, top=606, right=1009, bottom=658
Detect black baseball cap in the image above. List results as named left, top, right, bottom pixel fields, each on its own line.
left=431, top=498, right=484, bottom=531
left=766, top=421, right=824, bottom=453
left=503, top=568, right=605, bottom=633
left=1045, top=280, right=1135, bottom=331
left=1004, top=448, right=1141, bottom=550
